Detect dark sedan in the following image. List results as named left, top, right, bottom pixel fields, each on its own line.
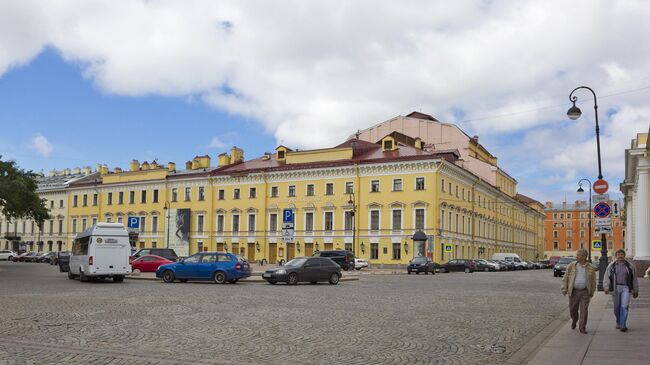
left=263, top=257, right=341, bottom=285
left=407, top=257, right=438, bottom=275
left=441, top=259, right=476, bottom=273
left=553, top=257, right=576, bottom=277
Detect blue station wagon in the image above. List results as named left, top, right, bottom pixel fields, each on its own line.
left=156, top=252, right=251, bottom=284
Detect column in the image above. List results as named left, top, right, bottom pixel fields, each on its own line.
left=634, top=166, right=650, bottom=259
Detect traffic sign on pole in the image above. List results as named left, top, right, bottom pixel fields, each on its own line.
left=282, top=209, right=294, bottom=243
left=127, top=216, right=140, bottom=229
left=593, top=179, right=609, bottom=194
left=593, top=202, right=611, bottom=218
left=592, top=194, right=609, bottom=205
left=591, top=240, right=602, bottom=251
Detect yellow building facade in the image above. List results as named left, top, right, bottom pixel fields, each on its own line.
left=63, top=131, right=544, bottom=266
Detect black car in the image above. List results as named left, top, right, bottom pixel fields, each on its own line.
left=407, top=256, right=438, bottom=275
left=475, top=259, right=497, bottom=272
left=37, top=252, right=55, bottom=263
left=56, top=252, right=71, bottom=272
left=441, top=259, right=476, bottom=273
left=498, top=260, right=515, bottom=271
left=132, top=248, right=179, bottom=262
left=312, top=250, right=355, bottom=271
left=263, top=257, right=342, bottom=285
left=553, top=257, right=576, bottom=277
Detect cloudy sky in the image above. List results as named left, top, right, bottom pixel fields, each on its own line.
left=1, top=0, right=648, bottom=203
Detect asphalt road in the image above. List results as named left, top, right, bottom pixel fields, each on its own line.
left=0, top=261, right=567, bottom=365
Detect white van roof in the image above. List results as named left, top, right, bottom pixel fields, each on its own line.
left=75, top=223, right=129, bottom=239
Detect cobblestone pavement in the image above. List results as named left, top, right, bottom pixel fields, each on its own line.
left=0, top=262, right=566, bottom=365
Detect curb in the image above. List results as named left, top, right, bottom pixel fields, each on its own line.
left=126, top=275, right=359, bottom=283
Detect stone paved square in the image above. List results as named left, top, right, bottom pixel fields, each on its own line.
left=0, top=262, right=567, bottom=364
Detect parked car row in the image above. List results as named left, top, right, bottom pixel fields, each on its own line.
left=7, top=251, right=57, bottom=263
left=405, top=256, right=554, bottom=275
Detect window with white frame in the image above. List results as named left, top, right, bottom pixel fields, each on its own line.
left=415, top=177, right=425, bottom=190
left=92, top=218, right=97, bottom=227
left=171, top=188, right=177, bottom=202
left=184, top=187, right=191, bottom=201
left=218, top=189, right=225, bottom=200
left=139, top=217, right=145, bottom=233
left=370, top=211, right=380, bottom=231
left=344, top=211, right=354, bottom=231
left=271, top=186, right=278, bottom=197
left=152, top=216, right=158, bottom=233
left=129, top=191, right=135, bottom=204
left=306, top=184, right=314, bottom=196
left=288, top=185, right=296, bottom=197
left=325, top=183, right=334, bottom=195
left=393, top=179, right=402, bottom=191
left=233, top=188, right=240, bottom=199
left=72, top=219, right=77, bottom=234
left=392, top=209, right=402, bottom=231
left=248, top=214, right=256, bottom=233
left=217, top=215, right=224, bottom=233
left=269, top=213, right=277, bottom=232
left=371, top=180, right=380, bottom=193
left=249, top=187, right=256, bottom=199
left=232, top=215, right=240, bottom=233
left=324, top=212, right=333, bottom=231
left=345, top=182, right=354, bottom=194
left=305, top=212, right=314, bottom=232
left=197, top=215, right=204, bottom=234
left=198, top=187, right=205, bottom=201
left=415, top=209, right=425, bottom=230
left=82, top=218, right=87, bottom=231
left=441, top=209, right=445, bottom=230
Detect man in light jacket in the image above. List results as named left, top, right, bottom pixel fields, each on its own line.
left=561, top=249, right=596, bottom=334
left=604, top=249, right=639, bottom=332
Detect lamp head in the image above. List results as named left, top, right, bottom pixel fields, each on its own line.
left=567, top=102, right=582, bottom=120
left=577, top=186, right=584, bottom=193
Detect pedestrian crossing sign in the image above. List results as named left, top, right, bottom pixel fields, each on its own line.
left=592, top=240, right=602, bottom=250
left=444, top=244, right=453, bottom=253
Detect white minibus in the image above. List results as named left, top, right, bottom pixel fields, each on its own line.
left=68, top=223, right=132, bottom=282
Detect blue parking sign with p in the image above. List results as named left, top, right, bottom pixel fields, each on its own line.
left=127, top=216, right=140, bottom=229
left=283, top=209, right=294, bottom=223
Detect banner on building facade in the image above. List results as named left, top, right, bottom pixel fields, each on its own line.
left=168, top=208, right=190, bottom=257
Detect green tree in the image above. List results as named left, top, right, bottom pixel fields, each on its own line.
left=0, top=156, right=50, bottom=225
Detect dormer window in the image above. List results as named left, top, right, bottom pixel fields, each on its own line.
left=383, top=140, right=393, bottom=150
left=278, top=150, right=285, bottom=159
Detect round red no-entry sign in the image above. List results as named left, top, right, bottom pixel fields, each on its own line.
left=593, top=179, right=609, bottom=194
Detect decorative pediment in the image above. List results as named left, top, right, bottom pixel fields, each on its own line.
left=302, top=203, right=316, bottom=211
left=321, top=201, right=336, bottom=210
left=367, top=202, right=383, bottom=209
left=246, top=207, right=258, bottom=213
left=230, top=208, right=242, bottom=213
left=389, top=201, right=405, bottom=208
left=138, top=211, right=147, bottom=216
left=215, top=208, right=227, bottom=214
left=411, top=200, right=429, bottom=207
left=150, top=210, right=160, bottom=215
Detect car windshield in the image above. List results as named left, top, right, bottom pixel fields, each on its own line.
left=558, top=257, right=576, bottom=264
left=412, top=257, right=427, bottom=263
left=285, top=258, right=308, bottom=267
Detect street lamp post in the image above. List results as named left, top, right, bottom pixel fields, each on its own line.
left=577, top=178, right=592, bottom=262
left=348, top=193, right=356, bottom=255
left=567, top=86, right=608, bottom=291
left=163, top=201, right=171, bottom=249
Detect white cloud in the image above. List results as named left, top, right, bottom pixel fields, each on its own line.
left=28, top=133, right=53, bottom=158
left=2, top=0, right=650, bottom=198
left=207, top=136, right=226, bottom=149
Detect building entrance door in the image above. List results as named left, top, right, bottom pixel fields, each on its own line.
left=247, top=243, right=255, bottom=262
left=287, top=243, right=295, bottom=260
left=268, top=243, right=277, bottom=264
left=304, top=242, right=313, bottom=256
left=324, top=242, right=333, bottom=251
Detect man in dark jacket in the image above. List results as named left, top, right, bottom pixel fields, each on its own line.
left=604, top=249, right=639, bottom=332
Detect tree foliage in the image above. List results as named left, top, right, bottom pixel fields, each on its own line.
left=0, top=156, right=50, bottom=224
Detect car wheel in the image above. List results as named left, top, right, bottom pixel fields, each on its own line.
left=67, top=271, right=76, bottom=280
left=355, top=268, right=361, bottom=271
left=329, top=273, right=340, bottom=285
left=213, top=271, right=227, bottom=284
left=416, top=271, right=420, bottom=275
left=407, top=270, right=411, bottom=275
left=267, top=280, right=277, bottom=285
left=132, top=269, right=141, bottom=274
left=80, top=271, right=89, bottom=282
left=310, top=281, right=317, bottom=284
left=180, top=279, right=188, bottom=283
left=484, top=267, right=489, bottom=272
left=162, top=270, right=175, bottom=283
left=228, top=279, right=239, bottom=284
left=464, top=268, right=470, bottom=273
left=287, top=273, right=298, bottom=285
left=425, top=271, right=429, bottom=275
left=113, top=275, right=124, bottom=283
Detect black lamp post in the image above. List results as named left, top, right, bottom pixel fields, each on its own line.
left=348, top=193, right=356, bottom=255
left=568, top=86, right=608, bottom=291
left=577, top=178, right=592, bottom=262
left=163, top=201, right=171, bottom=249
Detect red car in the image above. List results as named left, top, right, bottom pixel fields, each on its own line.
left=131, top=255, right=173, bottom=272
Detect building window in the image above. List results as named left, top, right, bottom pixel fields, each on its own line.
left=59, top=200, right=64, bottom=208
left=392, top=242, right=401, bottom=260
left=249, top=187, right=256, bottom=199
left=129, top=191, right=135, bottom=204
left=184, top=187, right=191, bottom=201
left=448, top=182, right=452, bottom=195
left=393, top=179, right=403, bottom=191
left=392, top=210, right=402, bottom=231
left=118, top=192, right=124, bottom=205
left=197, top=215, right=204, bottom=234
left=462, top=188, right=465, bottom=200
left=383, top=140, right=393, bottom=150
left=217, top=215, right=224, bottom=233
left=567, top=241, right=572, bottom=249
left=567, top=230, right=572, bottom=237
left=580, top=230, right=585, bottom=238
left=72, top=219, right=77, bottom=233
left=198, top=187, right=205, bottom=201
left=567, top=213, right=572, bottom=219
left=288, top=185, right=296, bottom=197
left=139, top=217, right=145, bottom=233
left=305, top=212, right=314, bottom=232
left=233, top=188, right=240, bottom=200
left=141, top=190, right=147, bottom=203
left=107, top=192, right=113, bottom=205
left=49, top=220, right=54, bottom=234
left=415, top=209, right=425, bottom=230
left=370, top=211, right=380, bottom=231
left=271, top=186, right=278, bottom=198
left=560, top=214, right=564, bottom=219
left=171, top=188, right=177, bottom=202
left=344, top=211, right=354, bottom=231
left=441, top=178, right=445, bottom=192
left=553, top=241, right=559, bottom=249
left=277, top=150, right=285, bottom=159
left=553, top=230, right=558, bottom=238
left=81, top=218, right=87, bottom=231
left=371, top=180, right=380, bottom=193
left=218, top=189, right=225, bottom=200
left=232, top=215, right=240, bottom=233
left=325, top=183, right=334, bottom=195
left=117, top=216, right=123, bottom=224
left=106, top=217, right=112, bottom=223
left=269, top=214, right=277, bottom=232
left=345, top=182, right=354, bottom=194
left=306, top=184, right=314, bottom=196
left=152, top=216, right=158, bottom=233
left=248, top=215, right=256, bottom=233
left=455, top=185, right=459, bottom=197
left=370, top=243, right=379, bottom=260
left=82, top=194, right=88, bottom=207
left=415, top=177, right=425, bottom=190
left=324, top=212, right=333, bottom=231
left=58, top=220, right=63, bottom=235
left=153, top=189, right=159, bottom=203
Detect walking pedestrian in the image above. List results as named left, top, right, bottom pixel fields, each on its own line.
left=604, top=249, right=639, bottom=332
left=561, top=249, right=596, bottom=334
